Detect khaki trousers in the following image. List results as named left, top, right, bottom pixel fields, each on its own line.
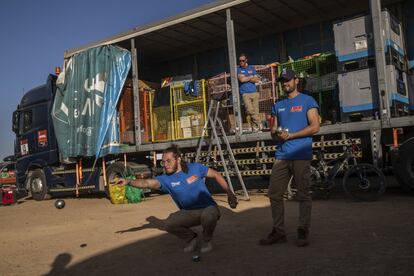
left=268, top=160, right=312, bottom=235
left=164, top=205, right=220, bottom=242
left=242, top=92, right=261, bottom=129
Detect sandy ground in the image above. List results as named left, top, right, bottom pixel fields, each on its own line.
left=1, top=182, right=414, bottom=276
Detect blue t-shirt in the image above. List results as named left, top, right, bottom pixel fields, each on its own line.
left=271, top=93, right=319, bottom=160
left=156, top=163, right=216, bottom=210
left=237, top=65, right=257, bottom=94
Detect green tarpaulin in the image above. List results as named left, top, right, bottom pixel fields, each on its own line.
left=51, top=45, right=131, bottom=159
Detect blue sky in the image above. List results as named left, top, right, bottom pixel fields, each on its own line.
left=0, top=0, right=214, bottom=160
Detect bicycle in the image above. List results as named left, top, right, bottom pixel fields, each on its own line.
left=309, top=138, right=386, bottom=201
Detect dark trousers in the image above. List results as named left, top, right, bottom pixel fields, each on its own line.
left=268, top=160, right=312, bottom=235
left=164, top=205, right=220, bottom=242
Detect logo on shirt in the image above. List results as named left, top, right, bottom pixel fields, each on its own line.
left=186, top=175, right=199, bottom=184
left=291, top=105, right=303, bottom=112
left=247, top=70, right=253, bottom=74
left=171, top=181, right=181, bottom=187
left=278, top=108, right=286, bottom=112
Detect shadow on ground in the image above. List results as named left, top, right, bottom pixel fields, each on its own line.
left=44, top=191, right=414, bottom=276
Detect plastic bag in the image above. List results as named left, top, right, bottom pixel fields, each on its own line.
left=108, top=181, right=128, bottom=204
left=125, top=185, right=143, bottom=203
left=107, top=168, right=146, bottom=204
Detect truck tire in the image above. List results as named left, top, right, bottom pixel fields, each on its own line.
left=29, top=169, right=50, bottom=201
left=395, top=138, right=414, bottom=191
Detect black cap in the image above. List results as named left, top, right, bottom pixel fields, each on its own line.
left=278, top=68, right=297, bottom=81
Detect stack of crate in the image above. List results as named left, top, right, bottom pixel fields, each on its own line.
left=207, top=73, right=235, bottom=133
left=207, top=72, right=232, bottom=101
left=119, top=79, right=154, bottom=145
left=172, top=80, right=208, bottom=140
left=150, top=103, right=174, bottom=142
left=334, top=10, right=409, bottom=121
left=253, top=64, right=278, bottom=123
left=150, top=80, right=208, bottom=142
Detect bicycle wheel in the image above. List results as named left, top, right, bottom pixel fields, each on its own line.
left=343, top=163, right=386, bottom=201
left=309, top=166, right=326, bottom=199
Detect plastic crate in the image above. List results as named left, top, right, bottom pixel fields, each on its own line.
left=253, top=64, right=278, bottom=114
left=278, top=57, right=318, bottom=78
left=173, top=80, right=208, bottom=140
left=207, top=73, right=231, bottom=101
left=119, top=79, right=155, bottom=144
left=150, top=86, right=174, bottom=142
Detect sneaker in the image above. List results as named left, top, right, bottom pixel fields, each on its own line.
left=296, top=228, right=309, bottom=247
left=200, top=241, right=213, bottom=253
left=183, top=235, right=198, bottom=253
left=259, top=229, right=287, bottom=245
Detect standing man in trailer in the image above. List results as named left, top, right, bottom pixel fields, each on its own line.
left=237, top=53, right=262, bottom=132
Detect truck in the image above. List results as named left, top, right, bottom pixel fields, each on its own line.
left=12, top=0, right=414, bottom=201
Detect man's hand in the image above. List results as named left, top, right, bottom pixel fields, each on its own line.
left=116, top=178, right=129, bottom=186
left=227, top=193, right=238, bottom=209
left=271, top=128, right=280, bottom=141
left=277, top=130, right=290, bottom=141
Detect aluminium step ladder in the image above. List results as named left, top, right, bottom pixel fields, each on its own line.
left=195, top=99, right=250, bottom=200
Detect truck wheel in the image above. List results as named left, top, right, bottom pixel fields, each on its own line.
left=106, top=162, right=126, bottom=184
left=29, top=169, right=50, bottom=201
left=105, top=162, right=125, bottom=198
left=397, top=138, right=414, bottom=191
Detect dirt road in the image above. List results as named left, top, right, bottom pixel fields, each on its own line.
left=1, top=187, right=414, bottom=275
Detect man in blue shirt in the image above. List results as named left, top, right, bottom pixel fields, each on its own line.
left=117, top=145, right=238, bottom=253
left=259, top=68, right=320, bottom=247
left=237, top=53, right=262, bottom=132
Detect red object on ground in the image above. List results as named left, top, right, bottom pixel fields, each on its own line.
left=0, top=186, right=16, bottom=205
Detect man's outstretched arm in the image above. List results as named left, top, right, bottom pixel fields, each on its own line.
left=117, top=178, right=161, bottom=190
left=207, top=168, right=238, bottom=208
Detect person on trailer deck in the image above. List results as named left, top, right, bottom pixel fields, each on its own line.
left=260, top=68, right=320, bottom=247
left=117, top=145, right=238, bottom=253
left=237, top=53, right=262, bottom=132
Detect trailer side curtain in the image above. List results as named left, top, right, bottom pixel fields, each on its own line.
left=51, top=45, right=131, bottom=159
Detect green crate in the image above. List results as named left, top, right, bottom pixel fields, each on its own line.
left=316, top=53, right=337, bottom=75
left=278, top=57, right=318, bottom=77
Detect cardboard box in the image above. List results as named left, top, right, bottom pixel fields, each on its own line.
left=182, top=127, right=192, bottom=138
left=180, top=116, right=191, bottom=128
left=191, top=115, right=199, bottom=127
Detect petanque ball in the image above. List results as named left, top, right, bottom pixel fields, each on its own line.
left=192, top=255, right=201, bottom=262
left=55, top=199, right=65, bottom=209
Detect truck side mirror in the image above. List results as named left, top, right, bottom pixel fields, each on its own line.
left=12, top=111, right=19, bottom=134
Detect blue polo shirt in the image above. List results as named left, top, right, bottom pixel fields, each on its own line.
left=156, top=163, right=216, bottom=210
left=271, top=93, right=319, bottom=160
left=237, top=65, right=257, bottom=94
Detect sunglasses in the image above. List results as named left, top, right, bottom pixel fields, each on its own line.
left=160, top=158, right=176, bottom=166
left=239, top=59, right=246, bottom=62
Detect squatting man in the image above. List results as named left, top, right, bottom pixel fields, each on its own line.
left=117, top=145, right=238, bottom=253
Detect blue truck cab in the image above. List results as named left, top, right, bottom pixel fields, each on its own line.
left=12, top=75, right=59, bottom=200
left=12, top=75, right=101, bottom=200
